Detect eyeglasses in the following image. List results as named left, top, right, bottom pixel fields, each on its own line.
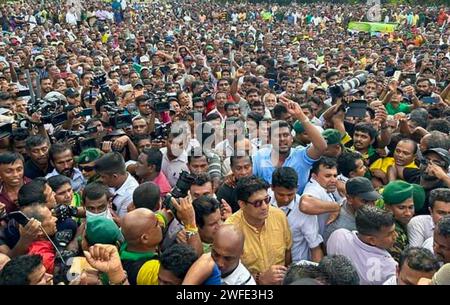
left=420, top=158, right=447, bottom=169
left=246, top=196, right=271, bottom=208
left=79, top=165, right=95, bottom=172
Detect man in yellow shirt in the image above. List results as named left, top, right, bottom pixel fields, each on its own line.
left=225, top=176, right=292, bottom=285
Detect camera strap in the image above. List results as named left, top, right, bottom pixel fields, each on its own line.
left=39, top=224, right=67, bottom=265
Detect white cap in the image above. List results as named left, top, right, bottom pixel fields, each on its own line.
left=140, top=55, right=150, bottom=63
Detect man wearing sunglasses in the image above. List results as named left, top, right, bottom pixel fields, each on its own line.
left=75, top=148, right=103, bottom=187
left=225, top=176, right=292, bottom=285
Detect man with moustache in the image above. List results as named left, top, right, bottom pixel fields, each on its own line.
left=24, top=136, right=54, bottom=179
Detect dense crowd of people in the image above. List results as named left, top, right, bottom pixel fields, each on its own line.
left=0, top=0, right=449, bottom=286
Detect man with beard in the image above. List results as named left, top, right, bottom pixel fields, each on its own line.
left=24, top=136, right=53, bottom=179
left=39, top=77, right=53, bottom=97
left=253, top=97, right=327, bottom=194
left=404, top=148, right=450, bottom=215
left=430, top=216, right=450, bottom=264
left=414, top=78, right=441, bottom=103
left=351, top=123, right=380, bottom=167
left=45, top=143, right=86, bottom=193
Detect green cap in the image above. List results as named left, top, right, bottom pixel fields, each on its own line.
left=75, top=148, right=103, bottom=164
left=86, top=217, right=124, bottom=245
left=293, top=120, right=305, bottom=134
left=322, top=129, right=342, bottom=145
left=411, top=183, right=425, bottom=212
left=383, top=180, right=414, bottom=206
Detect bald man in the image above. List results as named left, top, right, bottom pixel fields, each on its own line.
left=183, top=224, right=256, bottom=285
left=119, top=208, right=163, bottom=285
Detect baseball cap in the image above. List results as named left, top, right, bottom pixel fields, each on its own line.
left=133, top=79, right=144, bottom=88
left=140, top=55, right=150, bottom=63
left=423, top=148, right=450, bottom=166
left=35, top=55, right=45, bottom=62
left=346, top=177, right=380, bottom=201
left=64, top=88, right=80, bottom=98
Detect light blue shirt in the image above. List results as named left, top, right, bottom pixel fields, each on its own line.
left=252, top=145, right=317, bottom=194
left=46, top=168, right=86, bottom=193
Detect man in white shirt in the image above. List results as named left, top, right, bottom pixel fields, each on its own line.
left=407, top=188, right=450, bottom=247
left=160, top=131, right=189, bottom=187
left=269, top=167, right=323, bottom=263
left=94, top=152, right=138, bottom=217
left=301, top=156, right=343, bottom=236
left=327, top=206, right=398, bottom=285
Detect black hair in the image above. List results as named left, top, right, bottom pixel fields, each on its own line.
left=235, top=176, right=269, bottom=203
left=337, top=151, right=362, bottom=177
left=0, top=152, right=24, bottom=165
left=436, top=215, right=450, bottom=238
left=355, top=206, right=395, bottom=236
left=49, top=142, right=72, bottom=161
left=230, top=155, right=252, bottom=168
left=142, top=148, right=162, bottom=172
left=47, top=175, right=72, bottom=192
left=18, top=177, right=47, bottom=207
left=426, top=131, right=450, bottom=151
left=192, top=195, right=220, bottom=228
left=224, top=102, right=239, bottom=111
left=311, top=156, right=337, bottom=175
left=326, top=71, right=340, bottom=81
left=270, top=120, right=291, bottom=135
left=25, top=135, right=49, bottom=151
left=94, top=152, right=126, bottom=175
left=187, top=151, right=207, bottom=166
left=11, top=128, right=29, bottom=142
left=354, top=123, right=377, bottom=140
left=273, top=104, right=288, bottom=120
left=0, top=255, right=43, bottom=285
left=191, top=173, right=212, bottom=187
left=132, top=182, right=160, bottom=212
left=430, top=189, right=450, bottom=210
left=282, top=264, right=327, bottom=285
left=409, top=109, right=428, bottom=129
left=398, top=247, right=440, bottom=273
left=82, top=182, right=111, bottom=203
left=247, top=111, right=263, bottom=124
left=205, top=112, right=221, bottom=122
left=427, top=118, right=450, bottom=135
left=272, top=167, right=298, bottom=190
left=160, top=244, right=198, bottom=280
left=318, top=255, right=360, bottom=285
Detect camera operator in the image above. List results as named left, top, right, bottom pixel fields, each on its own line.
left=46, top=143, right=86, bottom=193
left=101, top=129, right=139, bottom=162
left=47, top=175, right=83, bottom=221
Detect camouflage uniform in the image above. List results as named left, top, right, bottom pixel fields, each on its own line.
left=388, top=221, right=408, bottom=262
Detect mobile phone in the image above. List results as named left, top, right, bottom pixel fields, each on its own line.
left=421, top=96, right=438, bottom=104
left=393, top=70, right=402, bottom=82
left=8, top=211, right=30, bottom=226
left=51, top=112, right=68, bottom=126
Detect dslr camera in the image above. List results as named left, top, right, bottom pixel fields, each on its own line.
left=329, top=71, right=368, bottom=99
left=163, top=171, right=196, bottom=217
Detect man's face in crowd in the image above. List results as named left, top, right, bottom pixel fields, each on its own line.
left=137, top=139, right=152, bottom=153
left=52, top=149, right=74, bottom=177
left=120, top=65, right=130, bottom=76
left=215, top=92, right=228, bottom=108
left=54, top=182, right=74, bottom=205
left=41, top=79, right=52, bottom=94
left=0, top=159, right=24, bottom=187
left=239, top=189, right=270, bottom=222
left=28, top=141, right=49, bottom=166
left=190, top=182, right=213, bottom=201
left=79, top=161, right=97, bottom=180
left=272, top=126, right=293, bottom=154
left=420, top=152, right=449, bottom=189
left=394, top=140, right=416, bottom=166
left=138, top=101, right=151, bottom=116
left=199, top=209, right=222, bottom=244
left=264, top=94, right=277, bottom=110
left=416, top=80, right=431, bottom=96
left=370, top=224, right=398, bottom=249
left=398, top=259, right=435, bottom=285
left=132, top=118, right=148, bottom=136
left=85, top=194, right=109, bottom=214
left=188, top=156, right=208, bottom=175
left=136, top=153, right=152, bottom=179
left=251, top=104, right=264, bottom=116
left=430, top=200, right=450, bottom=226
left=28, top=262, right=54, bottom=285
left=225, top=104, right=239, bottom=118
left=272, top=186, right=296, bottom=206
left=217, top=80, right=230, bottom=93
left=353, top=131, right=373, bottom=151
left=312, top=164, right=338, bottom=193
left=231, top=157, right=252, bottom=180
left=43, top=183, right=57, bottom=209
left=386, top=198, right=415, bottom=226
left=193, top=101, right=205, bottom=114
left=433, top=229, right=450, bottom=263
left=211, top=234, right=241, bottom=276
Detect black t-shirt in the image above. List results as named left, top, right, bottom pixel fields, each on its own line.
left=24, top=159, right=53, bottom=179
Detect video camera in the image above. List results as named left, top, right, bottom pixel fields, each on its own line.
left=163, top=171, right=196, bottom=217
left=148, top=91, right=171, bottom=113
left=150, top=122, right=171, bottom=141
left=329, top=71, right=368, bottom=99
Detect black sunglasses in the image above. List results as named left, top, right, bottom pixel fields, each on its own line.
left=79, top=165, right=95, bottom=172
left=246, top=196, right=271, bottom=208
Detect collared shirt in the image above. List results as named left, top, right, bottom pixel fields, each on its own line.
left=46, top=168, right=86, bottom=193
left=222, top=261, right=256, bottom=285
left=302, top=178, right=342, bottom=236
left=268, top=188, right=322, bottom=263
left=327, top=229, right=397, bottom=285
left=225, top=206, right=292, bottom=274
left=110, top=173, right=139, bottom=217
left=252, top=146, right=317, bottom=194
left=0, top=177, right=31, bottom=213
left=160, top=147, right=189, bottom=187
left=407, top=215, right=434, bottom=248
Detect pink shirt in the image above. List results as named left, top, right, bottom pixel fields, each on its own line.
left=152, top=172, right=171, bottom=197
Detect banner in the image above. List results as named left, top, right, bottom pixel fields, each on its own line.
left=348, top=21, right=398, bottom=33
